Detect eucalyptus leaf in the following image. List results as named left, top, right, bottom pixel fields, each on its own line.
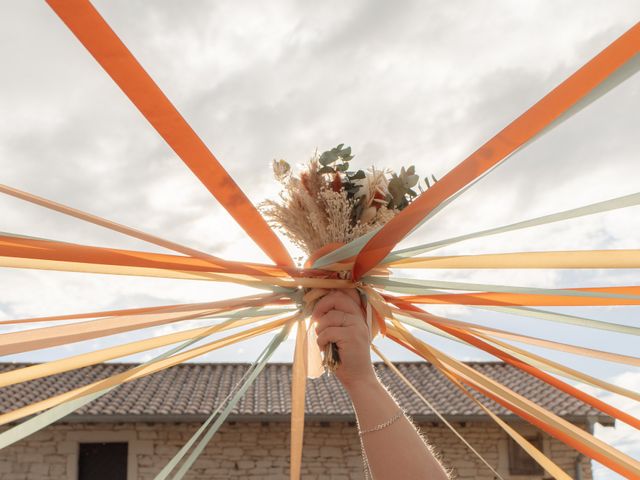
left=319, top=151, right=339, bottom=165
left=406, top=174, right=419, bottom=188
left=318, top=166, right=335, bottom=174
left=388, top=178, right=405, bottom=204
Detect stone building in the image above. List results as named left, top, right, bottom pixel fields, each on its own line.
left=0, top=361, right=612, bottom=479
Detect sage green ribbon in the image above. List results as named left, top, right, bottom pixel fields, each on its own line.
left=311, top=228, right=380, bottom=269
left=155, top=320, right=293, bottom=480
left=0, top=306, right=291, bottom=450
left=394, top=313, right=640, bottom=400
left=475, top=305, right=640, bottom=336
left=368, top=276, right=640, bottom=302
left=385, top=191, right=640, bottom=261
left=314, top=53, right=640, bottom=269
left=311, top=164, right=497, bottom=269
left=384, top=284, right=640, bottom=336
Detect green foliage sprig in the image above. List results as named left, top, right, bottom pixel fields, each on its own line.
left=317, top=144, right=437, bottom=214
left=263, top=144, right=438, bottom=254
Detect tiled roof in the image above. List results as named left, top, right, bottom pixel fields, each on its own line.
left=0, top=362, right=613, bottom=425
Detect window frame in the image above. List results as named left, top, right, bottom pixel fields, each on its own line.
left=507, top=433, right=545, bottom=475
left=64, top=430, right=138, bottom=480
left=496, top=425, right=552, bottom=479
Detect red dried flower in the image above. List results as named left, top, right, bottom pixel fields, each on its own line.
left=332, top=172, right=342, bottom=192
left=372, top=190, right=386, bottom=209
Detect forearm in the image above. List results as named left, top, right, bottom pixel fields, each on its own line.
left=312, top=290, right=448, bottom=478
left=346, top=373, right=449, bottom=480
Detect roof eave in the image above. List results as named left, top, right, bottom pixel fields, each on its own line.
left=48, top=412, right=615, bottom=427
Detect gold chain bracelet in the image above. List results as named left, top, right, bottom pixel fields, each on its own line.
left=357, top=409, right=405, bottom=479
left=358, top=409, right=404, bottom=436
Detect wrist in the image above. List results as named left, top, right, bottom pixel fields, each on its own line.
left=341, top=369, right=380, bottom=396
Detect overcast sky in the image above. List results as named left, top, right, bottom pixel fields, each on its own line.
left=0, top=1, right=638, bottom=477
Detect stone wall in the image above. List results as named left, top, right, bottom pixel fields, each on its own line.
left=0, top=420, right=592, bottom=479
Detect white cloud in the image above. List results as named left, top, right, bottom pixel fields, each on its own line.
left=0, top=0, right=638, bottom=473
left=584, top=371, right=640, bottom=480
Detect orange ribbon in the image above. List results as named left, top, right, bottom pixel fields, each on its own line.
left=390, top=298, right=640, bottom=430
left=28, top=4, right=640, bottom=478
left=45, top=0, right=292, bottom=267
left=0, top=234, right=289, bottom=278
left=394, top=285, right=640, bottom=306
left=386, top=326, right=640, bottom=478
left=352, top=23, right=640, bottom=279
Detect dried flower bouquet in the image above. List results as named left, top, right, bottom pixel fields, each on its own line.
left=260, top=145, right=436, bottom=370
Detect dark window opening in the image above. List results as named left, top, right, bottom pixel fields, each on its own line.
left=78, top=442, right=128, bottom=480
left=508, top=435, right=544, bottom=475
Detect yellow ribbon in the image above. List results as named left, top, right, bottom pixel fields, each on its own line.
left=290, top=318, right=308, bottom=479
left=0, top=312, right=279, bottom=388
left=386, top=249, right=640, bottom=269
left=0, top=316, right=290, bottom=427
left=395, top=306, right=640, bottom=367
left=387, top=323, right=640, bottom=478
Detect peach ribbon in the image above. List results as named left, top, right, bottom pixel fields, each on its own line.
left=0, top=184, right=225, bottom=265
left=387, top=323, right=640, bottom=478
left=10, top=3, right=636, bottom=478
left=0, top=293, right=282, bottom=356
left=396, top=312, right=640, bottom=418
left=0, top=316, right=291, bottom=427
left=391, top=300, right=640, bottom=430
left=385, top=322, right=574, bottom=480
left=471, top=329, right=640, bottom=402
left=0, top=297, right=292, bottom=326
left=0, top=310, right=284, bottom=389
left=393, top=305, right=640, bottom=366
left=393, top=309, right=640, bottom=400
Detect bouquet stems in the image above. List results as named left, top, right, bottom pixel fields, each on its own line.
left=323, top=342, right=340, bottom=373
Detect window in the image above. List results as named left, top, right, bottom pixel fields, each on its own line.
left=508, top=435, right=544, bottom=475
left=78, top=442, right=128, bottom=480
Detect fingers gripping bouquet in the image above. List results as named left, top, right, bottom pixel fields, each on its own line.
left=260, top=145, right=435, bottom=373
